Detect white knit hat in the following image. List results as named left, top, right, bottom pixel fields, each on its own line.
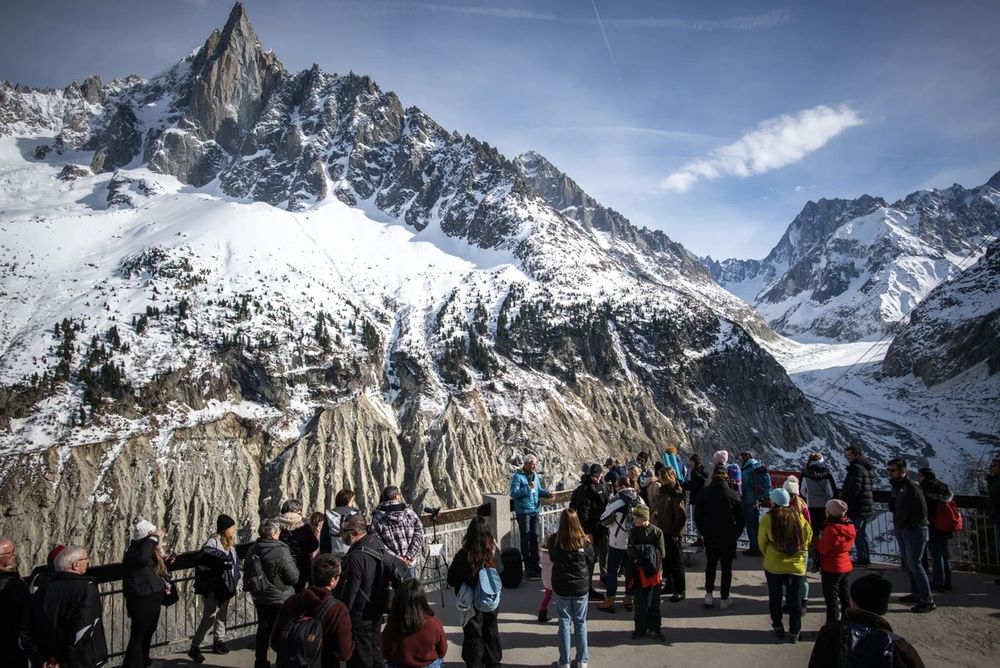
left=713, top=450, right=729, bottom=465
left=132, top=517, right=158, bottom=542
left=783, top=475, right=800, bottom=497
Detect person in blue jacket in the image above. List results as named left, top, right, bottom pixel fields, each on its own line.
left=510, top=454, right=551, bottom=579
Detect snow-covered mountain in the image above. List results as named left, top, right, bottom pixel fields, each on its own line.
left=0, top=3, right=833, bottom=561
left=705, top=176, right=1000, bottom=341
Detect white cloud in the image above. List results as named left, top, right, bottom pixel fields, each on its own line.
left=661, top=104, right=865, bottom=192
left=603, top=10, right=791, bottom=31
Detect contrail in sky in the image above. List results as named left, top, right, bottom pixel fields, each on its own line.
left=590, top=0, right=625, bottom=95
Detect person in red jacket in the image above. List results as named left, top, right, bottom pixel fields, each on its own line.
left=271, top=554, right=355, bottom=668
left=814, top=499, right=856, bottom=624
left=380, top=579, right=447, bottom=668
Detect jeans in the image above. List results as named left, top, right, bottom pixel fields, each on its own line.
left=605, top=547, right=628, bottom=599
left=704, top=544, right=734, bottom=598
left=253, top=602, right=281, bottom=667
left=765, top=571, right=803, bottom=635
left=516, top=513, right=542, bottom=575
left=632, top=585, right=661, bottom=633
left=553, top=594, right=589, bottom=666
left=743, top=505, right=761, bottom=552
left=851, top=516, right=870, bottom=562
left=895, top=525, right=933, bottom=605
left=927, top=529, right=952, bottom=588
left=192, top=593, right=231, bottom=647
left=124, top=592, right=163, bottom=668
left=820, top=571, right=850, bottom=623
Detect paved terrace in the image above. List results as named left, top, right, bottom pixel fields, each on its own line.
left=156, top=554, right=999, bottom=668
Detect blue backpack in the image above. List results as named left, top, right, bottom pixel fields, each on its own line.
left=458, top=566, right=502, bottom=613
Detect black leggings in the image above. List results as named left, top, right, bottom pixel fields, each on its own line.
left=124, top=592, right=163, bottom=668
left=704, top=544, right=734, bottom=598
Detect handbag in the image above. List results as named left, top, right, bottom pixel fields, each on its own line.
left=161, top=578, right=179, bottom=607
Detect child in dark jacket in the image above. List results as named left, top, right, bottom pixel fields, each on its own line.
left=814, top=499, right=856, bottom=624
left=626, top=505, right=666, bottom=641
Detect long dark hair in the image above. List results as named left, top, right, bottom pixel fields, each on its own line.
left=387, top=578, right=434, bottom=634
left=462, top=516, right=496, bottom=573
left=770, top=506, right=806, bottom=553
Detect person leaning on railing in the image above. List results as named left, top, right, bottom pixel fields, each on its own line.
left=188, top=514, right=241, bottom=663
left=122, top=518, right=174, bottom=668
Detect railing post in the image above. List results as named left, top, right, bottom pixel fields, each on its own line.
left=484, top=494, right=512, bottom=549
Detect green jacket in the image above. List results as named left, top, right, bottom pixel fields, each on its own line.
left=758, top=511, right=812, bottom=575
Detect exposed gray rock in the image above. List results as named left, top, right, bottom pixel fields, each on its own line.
left=89, top=104, right=141, bottom=173
left=56, top=164, right=91, bottom=180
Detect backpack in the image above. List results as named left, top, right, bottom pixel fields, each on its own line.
left=275, top=595, right=338, bottom=668
left=750, top=464, right=772, bottom=503
left=324, top=508, right=357, bottom=555
left=840, top=620, right=898, bottom=668
left=932, top=499, right=963, bottom=533
left=457, top=566, right=503, bottom=614
left=601, top=491, right=639, bottom=533
left=359, top=544, right=410, bottom=613
left=243, top=548, right=270, bottom=596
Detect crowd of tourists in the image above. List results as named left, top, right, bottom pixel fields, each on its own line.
left=0, top=451, right=997, bottom=668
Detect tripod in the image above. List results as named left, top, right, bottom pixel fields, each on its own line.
left=420, top=510, right=451, bottom=606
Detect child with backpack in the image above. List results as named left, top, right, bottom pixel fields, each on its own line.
left=813, top=499, right=856, bottom=624
left=626, top=505, right=666, bottom=642
left=447, top=517, right=502, bottom=668
left=597, top=476, right=645, bottom=613
left=380, top=579, right=447, bottom=668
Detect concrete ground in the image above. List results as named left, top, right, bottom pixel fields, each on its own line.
left=157, top=552, right=999, bottom=668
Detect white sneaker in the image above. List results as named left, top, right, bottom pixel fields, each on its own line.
left=720, top=598, right=733, bottom=610
left=704, top=593, right=714, bottom=607
left=580, top=663, right=589, bottom=668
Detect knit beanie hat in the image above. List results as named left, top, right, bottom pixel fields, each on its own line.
left=769, top=488, right=790, bottom=507
left=825, top=499, right=848, bottom=518
left=713, top=450, right=729, bottom=466
left=783, top=475, right=800, bottom=497
left=132, top=517, right=158, bottom=542
left=632, top=505, right=650, bottom=520
left=589, top=463, right=603, bottom=477
left=47, top=544, right=66, bottom=566
left=666, top=445, right=677, bottom=454
left=217, top=514, right=236, bottom=533
left=850, top=574, right=892, bottom=615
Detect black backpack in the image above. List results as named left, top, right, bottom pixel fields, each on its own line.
left=275, top=595, right=338, bottom=668
left=840, top=620, right=898, bottom=668
left=359, top=544, right=410, bottom=613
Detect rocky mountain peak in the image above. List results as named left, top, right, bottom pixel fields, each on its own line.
left=984, top=169, right=1000, bottom=191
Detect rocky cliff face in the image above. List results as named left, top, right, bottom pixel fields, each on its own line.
left=883, top=243, right=1000, bottom=385
left=0, top=3, right=836, bottom=565
left=706, top=180, right=1000, bottom=341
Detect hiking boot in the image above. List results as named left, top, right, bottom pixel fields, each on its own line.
left=911, top=602, right=937, bottom=613
left=647, top=630, right=666, bottom=642
left=623, top=596, right=633, bottom=611
left=704, top=593, right=714, bottom=607
left=597, top=597, right=615, bottom=613
left=589, top=588, right=604, bottom=601
left=187, top=647, right=205, bottom=664
left=212, top=641, right=229, bottom=655
left=720, top=597, right=733, bottom=610
left=538, top=609, right=549, bottom=623
left=670, top=592, right=686, bottom=603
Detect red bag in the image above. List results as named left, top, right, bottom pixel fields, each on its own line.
left=932, top=500, right=962, bottom=533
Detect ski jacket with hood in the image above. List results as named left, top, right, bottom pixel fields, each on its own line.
left=600, top=488, right=645, bottom=550
left=122, top=536, right=166, bottom=599
left=841, top=456, right=874, bottom=519
left=510, top=469, right=550, bottom=515
left=802, top=461, right=838, bottom=509
left=740, top=458, right=771, bottom=506
left=245, top=537, right=299, bottom=606
left=813, top=517, right=856, bottom=573
left=693, top=478, right=745, bottom=551
left=371, top=501, right=425, bottom=564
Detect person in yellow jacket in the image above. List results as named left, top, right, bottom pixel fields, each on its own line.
left=758, top=487, right=812, bottom=644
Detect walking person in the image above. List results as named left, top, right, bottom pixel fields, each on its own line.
left=801, top=453, right=838, bottom=541
left=278, top=499, right=320, bottom=591
left=189, top=514, right=240, bottom=663
left=510, top=454, right=551, bottom=580
left=381, top=579, right=447, bottom=668
left=371, top=485, right=425, bottom=578
left=447, top=516, right=502, bottom=668
left=0, top=536, right=30, bottom=668
left=694, top=467, right=744, bottom=609
left=626, top=505, right=666, bottom=642
left=246, top=518, right=299, bottom=668
left=887, top=458, right=936, bottom=612
left=23, top=545, right=108, bottom=668
left=684, top=454, right=708, bottom=547
left=547, top=509, right=595, bottom=668
left=841, top=446, right=875, bottom=566
left=918, top=467, right=955, bottom=592
left=321, top=489, right=360, bottom=557
left=271, top=554, right=355, bottom=667
left=569, top=463, right=608, bottom=598
left=598, top=476, right=644, bottom=613
left=122, top=518, right=172, bottom=668
left=813, top=499, right=855, bottom=624
left=759, top=488, right=812, bottom=643
left=652, top=466, right=686, bottom=602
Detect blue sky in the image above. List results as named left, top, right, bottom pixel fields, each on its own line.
left=2, top=0, right=998, bottom=258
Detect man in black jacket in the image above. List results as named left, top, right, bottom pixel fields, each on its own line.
left=988, top=457, right=1000, bottom=585
left=23, top=545, right=108, bottom=667
left=335, top=513, right=391, bottom=668
left=0, top=537, right=30, bottom=668
left=841, top=446, right=875, bottom=565
left=887, top=458, right=935, bottom=613
left=570, top=463, right=608, bottom=597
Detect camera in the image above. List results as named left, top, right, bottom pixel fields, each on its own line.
left=423, top=506, right=441, bottom=520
